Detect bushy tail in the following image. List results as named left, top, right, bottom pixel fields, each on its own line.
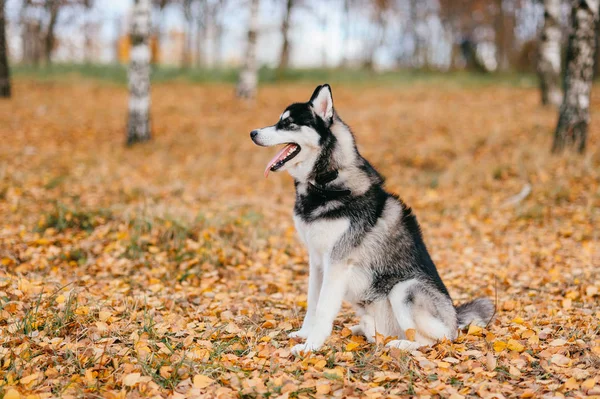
left=456, top=298, right=495, bottom=329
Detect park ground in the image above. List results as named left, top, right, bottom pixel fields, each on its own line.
left=0, top=74, right=599, bottom=398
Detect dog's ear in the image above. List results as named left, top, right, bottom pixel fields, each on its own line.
left=310, top=84, right=333, bottom=122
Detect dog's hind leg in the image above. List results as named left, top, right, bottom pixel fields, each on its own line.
left=386, top=280, right=457, bottom=351
left=350, top=311, right=376, bottom=343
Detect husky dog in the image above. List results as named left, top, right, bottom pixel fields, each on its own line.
left=250, top=84, right=494, bottom=355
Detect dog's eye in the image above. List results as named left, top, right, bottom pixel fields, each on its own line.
left=278, top=118, right=296, bottom=129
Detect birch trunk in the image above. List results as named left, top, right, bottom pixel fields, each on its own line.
left=236, top=0, right=260, bottom=99
left=553, top=0, right=599, bottom=153
left=0, top=0, right=11, bottom=98
left=277, top=0, right=294, bottom=73
left=127, top=0, right=152, bottom=145
left=44, top=1, right=60, bottom=65
left=538, top=0, right=562, bottom=107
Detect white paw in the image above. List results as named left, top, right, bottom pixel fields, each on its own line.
left=386, top=339, right=422, bottom=351
left=291, top=341, right=322, bottom=356
left=350, top=325, right=364, bottom=336
left=289, top=328, right=311, bottom=339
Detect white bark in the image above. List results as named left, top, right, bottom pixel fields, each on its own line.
left=127, top=0, right=152, bottom=145
left=553, top=0, right=599, bottom=153
left=538, top=0, right=562, bottom=107
left=236, top=0, right=260, bottom=99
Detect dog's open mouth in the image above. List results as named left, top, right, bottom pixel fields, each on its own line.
left=264, top=143, right=301, bottom=177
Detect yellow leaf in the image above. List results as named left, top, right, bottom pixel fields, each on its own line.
left=467, top=324, right=482, bottom=336
left=345, top=341, right=360, bottom=351
left=507, top=339, right=525, bottom=352
left=314, top=359, right=327, bottom=370
left=509, top=365, right=521, bottom=377
left=85, top=369, right=96, bottom=384
left=123, top=372, right=141, bottom=387
left=261, top=320, right=275, bottom=328
left=323, top=367, right=344, bottom=379
left=493, top=341, right=507, bottom=352
left=520, top=389, right=535, bottom=398
left=225, top=323, right=240, bottom=334
left=19, top=373, right=40, bottom=385
left=437, top=361, right=450, bottom=369
left=521, top=330, right=535, bottom=338
left=563, top=377, right=579, bottom=391
left=315, top=381, right=331, bottom=395
left=405, top=328, right=416, bottom=341
left=486, top=352, right=497, bottom=371
left=55, top=295, right=65, bottom=304
left=193, top=374, right=214, bottom=389
left=582, top=377, right=596, bottom=391
left=4, top=389, right=21, bottom=399
left=75, top=306, right=89, bottom=316
left=98, top=310, right=111, bottom=322
left=551, top=354, right=570, bottom=367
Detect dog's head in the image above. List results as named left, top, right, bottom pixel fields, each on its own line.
left=250, top=84, right=335, bottom=178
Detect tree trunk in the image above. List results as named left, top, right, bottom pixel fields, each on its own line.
left=213, top=21, right=223, bottom=68
left=236, top=0, right=260, bottom=99
left=494, top=0, right=515, bottom=71
left=195, top=12, right=205, bottom=67
left=127, top=0, right=152, bottom=145
left=538, top=0, right=562, bottom=107
left=0, top=0, right=10, bottom=98
left=553, top=0, right=599, bottom=153
left=277, top=0, right=294, bottom=74
left=44, top=1, right=60, bottom=65
left=181, top=18, right=193, bottom=68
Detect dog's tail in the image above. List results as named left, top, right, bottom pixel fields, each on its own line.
left=455, top=298, right=495, bottom=329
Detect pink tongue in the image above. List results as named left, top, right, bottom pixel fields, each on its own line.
left=264, top=144, right=297, bottom=178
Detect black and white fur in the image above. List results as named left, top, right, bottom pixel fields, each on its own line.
left=250, top=84, right=494, bottom=355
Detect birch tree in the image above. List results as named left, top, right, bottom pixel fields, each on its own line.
left=277, top=0, right=295, bottom=73
left=127, top=0, right=152, bottom=145
left=538, top=0, right=562, bottom=107
left=236, top=0, right=260, bottom=99
left=0, top=0, right=10, bottom=98
left=44, top=0, right=60, bottom=64
left=553, top=0, right=599, bottom=153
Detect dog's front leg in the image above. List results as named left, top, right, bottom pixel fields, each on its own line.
left=289, top=252, right=323, bottom=339
left=291, top=259, right=348, bottom=355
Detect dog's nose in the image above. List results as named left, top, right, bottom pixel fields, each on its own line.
left=250, top=130, right=258, bottom=139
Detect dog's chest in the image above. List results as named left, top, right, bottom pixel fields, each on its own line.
left=293, top=215, right=349, bottom=257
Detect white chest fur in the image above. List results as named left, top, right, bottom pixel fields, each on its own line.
left=293, top=215, right=349, bottom=258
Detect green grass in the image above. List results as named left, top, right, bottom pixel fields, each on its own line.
left=11, top=62, right=540, bottom=88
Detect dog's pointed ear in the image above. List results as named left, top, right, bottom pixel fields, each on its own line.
left=310, top=84, right=333, bottom=122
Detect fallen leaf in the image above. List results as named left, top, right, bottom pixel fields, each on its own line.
left=193, top=374, right=215, bottom=389
left=123, top=373, right=141, bottom=387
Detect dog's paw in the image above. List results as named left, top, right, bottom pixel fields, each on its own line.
left=386, top=339, right=422, bottom=352
left=291, top=341, right=322, bottom=356
left=288, top=328, right=310, bottom=339
left=349, top=325, right=364, bottom=336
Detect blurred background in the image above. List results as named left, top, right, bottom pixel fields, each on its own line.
left=0, top=0, right=583, bottom=78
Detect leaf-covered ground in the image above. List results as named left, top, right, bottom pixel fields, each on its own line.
left=0, top=80, right=599, bottom=399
